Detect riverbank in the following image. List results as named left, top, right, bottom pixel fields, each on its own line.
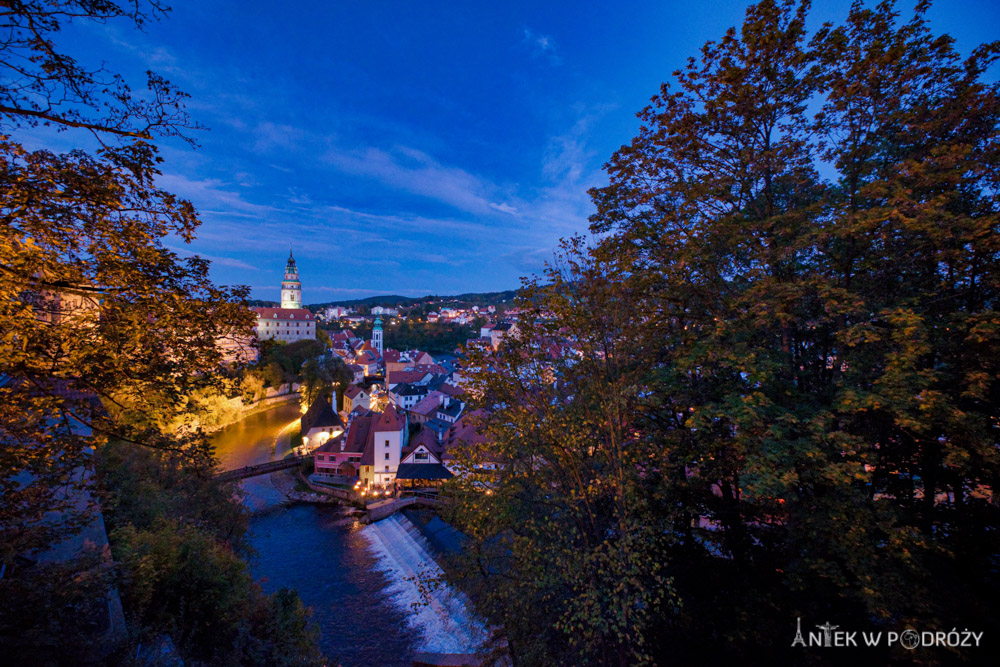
left=265, top=414, right=300, bottom=496
left=204, top=391, right=300, bottom=435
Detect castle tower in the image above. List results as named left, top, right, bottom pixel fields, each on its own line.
left=372, top=315, right=383, bottom=357
left=281, top=250, right=302, bottom=309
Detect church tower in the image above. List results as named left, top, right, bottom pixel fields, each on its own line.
left=372, top=315, right=383, bottom=357
left=281, top=250, right=302, bottom=309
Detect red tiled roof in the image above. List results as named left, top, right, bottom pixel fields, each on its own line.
left=403, top=427, right=441, bottom=456
left=252, top=307, right=314, bottom=320
left=344, top=385, right=364, bottom=400
left=383, top=349, right=401, bottom=363
left=409, top=363, right=447, bottom=375
left=344, top=413, right=374, bottom=455
left=387, top=369, right=429, bottom=386
left=374, top=403, right=405, bottom=432
left=314, top=434, right=344, bottom=454
left=438, top=383, right=464, bottom=397
left=445, top=410, right=490, bottom=451
left=410, top=391, right=445, bottom=417
left=355, top=350, right=377, bottom=364
left=359, top=405, right=403, bottom=465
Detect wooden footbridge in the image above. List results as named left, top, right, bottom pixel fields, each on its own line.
left=215, top=455, right=307, bottom=483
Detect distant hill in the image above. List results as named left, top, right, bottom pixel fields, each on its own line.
left=247, top=299, right=279, bottom=308
left=306, top=288, right=520, bottom=310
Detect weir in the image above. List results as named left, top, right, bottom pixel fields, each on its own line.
left=362, top=514, right=487, bottom=656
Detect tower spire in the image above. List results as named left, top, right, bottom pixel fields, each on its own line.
left=281, top=251, right=301, bottom=309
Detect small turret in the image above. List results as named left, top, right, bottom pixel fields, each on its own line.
left=372, top=315, right=384, bottom=357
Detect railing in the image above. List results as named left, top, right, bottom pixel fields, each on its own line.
left=215, top=455, right=307, bottom=482
left=404, top=490, right=443, bottom=503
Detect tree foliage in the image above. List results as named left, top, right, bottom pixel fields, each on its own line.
left=255, top=338, right=326, bottom=385
left=0, top=1, right=269, bottom=660
left=97, top=440, right=324, bottom=665
left=300, top=354, right=352, bottom=411
left=0, top=0, right=255, bottom=558
left=354, top=319, right=476, bottom=355
left=452, top=2, right=1000, bottom=664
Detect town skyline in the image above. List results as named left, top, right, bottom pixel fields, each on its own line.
left=16, top=0, right=997, bottom=300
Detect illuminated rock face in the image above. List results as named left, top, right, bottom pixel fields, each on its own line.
left=280, top=250, right=301, bottom=309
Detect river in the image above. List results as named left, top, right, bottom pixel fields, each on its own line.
left=211, top=403, right=484, bottom=666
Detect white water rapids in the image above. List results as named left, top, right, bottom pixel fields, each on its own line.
left=361, top=514, right=487, bottom=655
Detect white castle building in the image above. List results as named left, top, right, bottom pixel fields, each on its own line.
left=252, top=251, right=316, bottom=343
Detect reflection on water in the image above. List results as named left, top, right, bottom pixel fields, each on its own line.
left=211, top=404, right=420, bottom=666
left=212, top=401, right=300, bottom=470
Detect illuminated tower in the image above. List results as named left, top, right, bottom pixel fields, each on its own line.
left=372, top=315, right=383, bottom=357
left=281, top=250, right=301, bottom=309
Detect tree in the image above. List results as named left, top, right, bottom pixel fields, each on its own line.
left=94, top=440, right=324, bottom=665
left=453, top=1, right=1000, bottom=664
left=449, top=243, right=673, bottom=666
left=0, top=0, right=257, bottom=652
left=299, top=355, right=352, bottom=411
left=258, top=338, right=326, bottom=384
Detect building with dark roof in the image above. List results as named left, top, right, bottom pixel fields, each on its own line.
left=300, top=395, right=345, bottom=451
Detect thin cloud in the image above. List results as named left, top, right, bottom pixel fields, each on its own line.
left=490, top=202, right=519, bottom=215
left=522, top=28, right=561, bottom=65
left=252, top=121, right=306, bottom=154
left=323, top=144, right=503, bottom=216
left=156, top=173, right=276, bottom=215
left=167, top=245, right=259, bottom=272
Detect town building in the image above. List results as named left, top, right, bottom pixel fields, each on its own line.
left=358, top=404, right=408, bottom=488
left=343, top=385, right=370, bottom=414
left=216, top=333, right=258, bottom=365
left=395, top=442, right=453, bottom=489
left=252, top=251, right=316, bottom=343
left=300, top=395, right=346, bottom=452
left=489, top=321, right=519, bottom=350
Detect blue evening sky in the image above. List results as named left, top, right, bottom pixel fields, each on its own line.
left=51, top=1, right=1000, bottom=302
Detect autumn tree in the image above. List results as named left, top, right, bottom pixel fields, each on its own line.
left=0, top=0, right=264, bottom=657
left=449, top=240, right=674, bottom=666
left=453, top=1, right=999, bottom=664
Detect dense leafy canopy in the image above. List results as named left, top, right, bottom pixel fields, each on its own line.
left=451, top=1, right=999, bottom=664
left=0, top=0, right=255, bottom=558
left=97, top=441, right=324, bottom=665
left=0, top=1, right=289, bottom=661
